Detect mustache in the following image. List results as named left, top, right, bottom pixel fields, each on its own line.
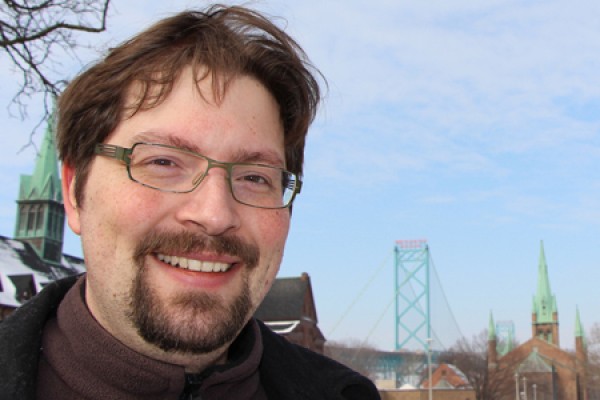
left=133, top=230, right=260, bottom=269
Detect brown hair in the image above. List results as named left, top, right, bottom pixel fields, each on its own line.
left=57, top=5, right=322, bottom=206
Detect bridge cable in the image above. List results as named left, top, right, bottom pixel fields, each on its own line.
left=328, top=249, right=394, bottom=336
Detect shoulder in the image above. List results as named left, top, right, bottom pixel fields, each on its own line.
left=257, top=320, right=380, bottom=400
left=0, top=275, right=81, bottom=399
left=0, top=275, right=80, bottom=338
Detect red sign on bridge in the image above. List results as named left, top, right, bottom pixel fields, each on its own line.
left=395, top=239, right=428, bottom=249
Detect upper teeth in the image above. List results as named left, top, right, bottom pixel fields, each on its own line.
left=157, top=254, right=231, bottom=272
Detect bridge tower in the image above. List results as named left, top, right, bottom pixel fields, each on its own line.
left=495, top=320, right=516, bottom=356
left=394, top=239, right=431, bottom=351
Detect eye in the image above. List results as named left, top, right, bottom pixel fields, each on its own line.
left=147, top=157, right=177, bottom=167
left=232, top=165, right=280, bottom=192
left=242, top=174, right=270, bottom=185
left=136, top=155, right=182, bottom=171
left=132, top=154, right=188, bottom=179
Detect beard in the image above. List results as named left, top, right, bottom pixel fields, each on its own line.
left=128, top=230, right=259, bottom=354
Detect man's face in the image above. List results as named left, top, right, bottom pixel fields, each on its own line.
left=63, top=68, right=289, bottom=365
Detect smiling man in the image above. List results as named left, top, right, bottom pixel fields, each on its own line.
left=0, top=5, right=380, bottom=400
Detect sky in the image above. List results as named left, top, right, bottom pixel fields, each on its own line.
left=2, top=0, right=600, bottom=352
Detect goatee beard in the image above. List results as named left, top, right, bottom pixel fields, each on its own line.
left=128, top=230, right=259, bottom=354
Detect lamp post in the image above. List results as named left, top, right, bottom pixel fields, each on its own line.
left=522, top=376, right=528, bottom=400
left=427, top=338, right=433, bottom=400
left=515, top=373, right=520, bottom=400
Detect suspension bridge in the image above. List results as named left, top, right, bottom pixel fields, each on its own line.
left=326, top=239, right=466, bottom=385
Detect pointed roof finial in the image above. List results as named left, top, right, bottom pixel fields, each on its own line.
left=21, top=106, right=62, bottom=203
left=575, top=306, right=584, bottom=338
left=488, top=311, right=496, bottom=340
left=532, top=240, right=557, bottom=324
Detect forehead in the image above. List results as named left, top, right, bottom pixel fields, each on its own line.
left=113, top=68, right=285, bottom=163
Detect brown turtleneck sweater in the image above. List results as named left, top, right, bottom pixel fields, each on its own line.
left=36, top=277, right=266, bottom=400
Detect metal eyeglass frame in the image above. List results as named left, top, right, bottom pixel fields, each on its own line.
left=94, top=142, right=302, bottom=209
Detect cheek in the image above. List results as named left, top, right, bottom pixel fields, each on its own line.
left=105, top=181, right=166, bottom=222
left=257, top=209, right=290, bottom=254
left=252, top=210, right=290, bottom=294
left=80, top=181, right=167, bottom=259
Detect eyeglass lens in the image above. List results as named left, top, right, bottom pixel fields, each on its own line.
left=128, top=143, right=296, bottom=208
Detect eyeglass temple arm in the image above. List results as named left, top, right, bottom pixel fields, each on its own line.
left=295, top=180, right=302, bottom=194
left=95, top=144, right=132, bottom=163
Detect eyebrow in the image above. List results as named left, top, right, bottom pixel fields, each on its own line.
left=132, top=133, right=197, bottom=151
left=230, top=149, right=285, bottom=168
left=131, top=132, right=286, bottom=168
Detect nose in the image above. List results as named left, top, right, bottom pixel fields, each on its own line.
left=174, top=169, right=241, bottom=236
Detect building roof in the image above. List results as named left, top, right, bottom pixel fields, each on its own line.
left=254, top=272, right=316, bottom=323
left=0, top=234, right=84, bottom=308
left=516, top=347, right=553, bottom=373
left=422, top=363, right=470, bottom=389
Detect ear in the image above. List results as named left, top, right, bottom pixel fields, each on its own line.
left=62, top=163, right=81, bottom=235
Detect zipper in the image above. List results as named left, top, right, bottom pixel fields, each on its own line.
left=180, top=373, right=203, bottom=400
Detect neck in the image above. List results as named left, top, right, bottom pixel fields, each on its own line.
left=139, top=342, right=231, bottom=374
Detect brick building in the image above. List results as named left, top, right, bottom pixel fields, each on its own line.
left=487, top=242, right=587, bottom=400
left=421, top=363, right=471, bottom=390
left=254, top=272, right=326, bottom=354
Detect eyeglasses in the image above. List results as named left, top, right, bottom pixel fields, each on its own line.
left=94, top=142, right=301, bottom=209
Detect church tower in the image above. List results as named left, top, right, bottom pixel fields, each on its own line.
left=13, top=113, right=65, bottom=266
left=531, top=241, right=559, bottom=346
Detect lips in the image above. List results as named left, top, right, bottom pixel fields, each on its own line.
left=156, top=253, right=232, bottom=272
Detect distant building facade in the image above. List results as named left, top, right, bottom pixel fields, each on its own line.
left=379, top=389, right=475, bottom=400
left=487, top=242, right=588, bottom=400
left=378, top=363, right=475, bottom=400
left=421, top=363, right=471, bottom=390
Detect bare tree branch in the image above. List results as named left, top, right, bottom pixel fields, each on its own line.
left=0, top=0, right=111, bottom=143
left=438, top=331, right=519, bottom=400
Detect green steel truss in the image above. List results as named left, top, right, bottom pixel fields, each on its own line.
left=394, top=240, right=431, bottom=351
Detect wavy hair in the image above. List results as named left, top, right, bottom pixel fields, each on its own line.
left=57, top=5, right=322, bottom=206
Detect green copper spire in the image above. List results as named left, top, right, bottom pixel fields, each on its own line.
left=575, top=306, right=584, bottom=338
left=488, top=311, right=496, bottom=340
left=532, top=241, right=557, bottom=324
left=19, top=113, right=62, bottom=203
left=14, top=109, right=65, bottom=265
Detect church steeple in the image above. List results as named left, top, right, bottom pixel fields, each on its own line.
left=488, top=311, right=496, bottom=341
left=575, top=306, right=587, bottom=363
left=488, top=311, right=498, bottom=369
left=13, top=111, right=65, bottom=266
left=531, top=241, right=559, bottom=346
left=575, top=307, right=584, bottom=339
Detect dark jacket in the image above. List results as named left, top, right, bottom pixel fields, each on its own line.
left=0, top=276, right=380, bottom=400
